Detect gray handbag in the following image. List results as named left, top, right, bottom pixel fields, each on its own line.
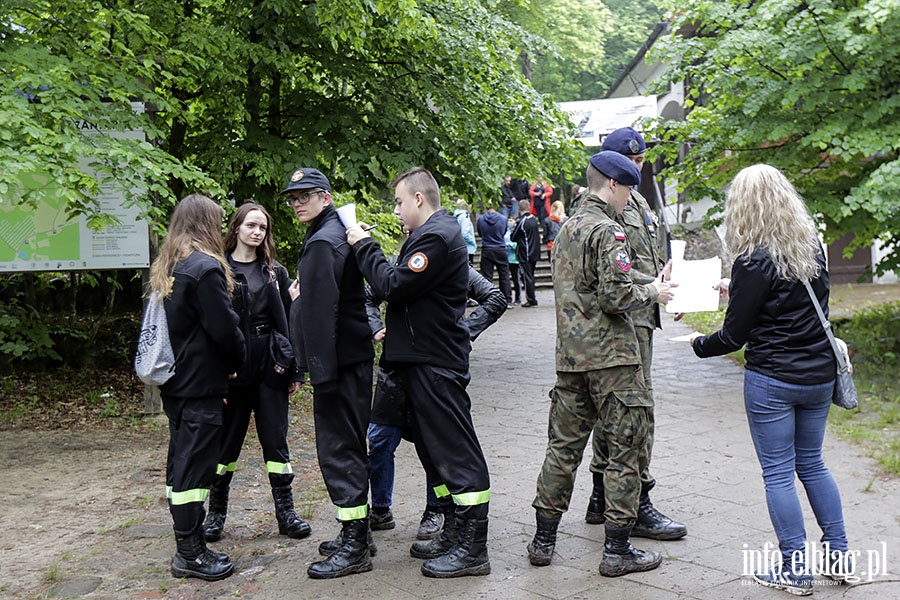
left=803, top=281, right=858, bottom=409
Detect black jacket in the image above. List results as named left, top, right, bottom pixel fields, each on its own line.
left=365, top=265, right=507, bottom=343
left=692, top=248, right=835, bottom=384
left=227, top=255, right=296, bottom=384
left=512, top=212, right=541, bottom=263
left=365, top=265, right=506, bottom=426
left=354, top=209, right=470, bottom=371
left=290, top=205, right=374, bottom=386
left=161, top=252, right=245, bottom=398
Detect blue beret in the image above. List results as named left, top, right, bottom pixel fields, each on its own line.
left=280, top=167, right=332, bottom=194
left=589, top=151, right=642, bottom=187
left=602, top=127, right=647, bottom=156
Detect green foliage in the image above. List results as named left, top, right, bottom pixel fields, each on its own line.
left=834, top=301, right=900, bottom=367
left=4, top=0, right=591, bottom=267
left=0, top=298, right=60, bottom=363
left=649, top=0, right=900, bottom=274
left=495, top=0, right=665, bottom=101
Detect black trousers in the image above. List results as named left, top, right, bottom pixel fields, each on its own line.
left=479, top=246, right=512, bottom=303
left=398, top=363, right=490, bottom=519
left=163, top=394, right=223, bottom=534
left=217, top=333, right=292, bottom=489
left=520, top=259, right=537, bottom=304
left=313, top=360, right=373, bottom=514
left=510, top=263, right=521, bottom=303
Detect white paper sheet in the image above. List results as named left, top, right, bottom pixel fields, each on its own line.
left=665, top=239, right=722, bottom=314
left=668, top=332, right=702, bottom=342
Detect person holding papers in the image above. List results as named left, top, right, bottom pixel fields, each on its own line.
left=283, top=167, right=376, bottom=579
left=690, top=164, right=852, bottom=596
left=583, top=127, right=687, bottom=542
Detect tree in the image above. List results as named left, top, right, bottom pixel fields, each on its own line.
left=493, top=0, right=665, bottom=101
left=649, top=0, right=900, bottom=274
left=0, top=0, right=219, bottom=229
left=2, top=0, right=585, bottom=243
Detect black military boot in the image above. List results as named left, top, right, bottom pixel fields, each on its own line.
left=272, top=485, right=312, bottom=539
left=318, top=522, right=378, bottom=557
left=307, top=518, right=373, bottom=579
left=171, top=527, right=234, bottom=581
left=631, top=494, right=687, bottom=540
left=203, top=479, right=228, bottom=542
left=410, top=499, right=457, bottom=559
left=527, top=511, right=561, bottom=566
left=598, top=524, right=662, bottom=577
left=421, top=516, right=491, bottom=578
left=585, top=471, right=605, bottom=524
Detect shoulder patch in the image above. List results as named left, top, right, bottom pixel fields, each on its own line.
left=615, top=250, right=632, bottom=272
left=612, top=226, right=627, bottom=241
left=407, top=252, right=429, bottom=273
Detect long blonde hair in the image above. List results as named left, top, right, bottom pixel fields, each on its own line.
left=550, top=200, right=566, bottom=219
left=724, top=164, right=820, bottom=282
left=149, top=194, right=234, bottom=298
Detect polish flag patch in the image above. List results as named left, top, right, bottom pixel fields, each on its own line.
left=613, top=227, right=626, bottom=241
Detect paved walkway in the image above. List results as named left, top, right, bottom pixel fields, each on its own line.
left=258, top=289, right=899, bottom=599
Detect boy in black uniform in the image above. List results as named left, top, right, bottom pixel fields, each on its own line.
left=282, top=167, right=375, bottom=580
left=346, top=167, right=491, bottom=579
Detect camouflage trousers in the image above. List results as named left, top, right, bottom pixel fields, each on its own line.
left=590, top=326, right=656, bottom=492
left=533, top=364, right=652, bottom=527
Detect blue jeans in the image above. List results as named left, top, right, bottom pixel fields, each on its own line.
left=743, top=369, right=848, bottom=570
left=367, top=423, right=438, bottom=509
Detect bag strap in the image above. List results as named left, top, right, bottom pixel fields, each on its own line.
left=802, top=281, right=848, bottom=371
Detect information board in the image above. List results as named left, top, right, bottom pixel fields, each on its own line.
left=0, top=104, right=150, bottom=272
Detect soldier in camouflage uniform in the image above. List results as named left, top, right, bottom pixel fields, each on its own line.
left=584, top=128, right=688, bottom=541
left=527, top=151, right=674, bottom=577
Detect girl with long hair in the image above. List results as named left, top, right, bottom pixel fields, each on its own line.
left=151, top=194, right=245, bottom=581
left=203, top=202, right=311, bottom=544
left=691, top=165, right=852, bottom=595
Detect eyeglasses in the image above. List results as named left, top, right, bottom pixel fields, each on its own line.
left=286, top=190, right=324, bottom=206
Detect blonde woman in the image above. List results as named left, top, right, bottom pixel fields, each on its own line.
left=542, top=200, right=567, bottom=260
left=150, top=194, right=245, bottom=581
left=690, top=165, right=851, bottom=595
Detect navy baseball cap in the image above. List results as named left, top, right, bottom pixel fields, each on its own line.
left=589, top=151, right=642, bottom=187
left=280, top=168, right=332, bottom=194
left=602, top=127, right=647, bottom=156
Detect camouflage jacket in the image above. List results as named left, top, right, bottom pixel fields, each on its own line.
left=552, top=193, right=659, bottom=372
left=617, top=189, right=664, bottom=329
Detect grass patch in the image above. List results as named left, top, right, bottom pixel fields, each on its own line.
left=681, top=306, right=900, bottom=477
left=98, top=516, right=140, bottom=534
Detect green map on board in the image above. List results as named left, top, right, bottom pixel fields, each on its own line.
left=0, top=173, right=80, bottom=263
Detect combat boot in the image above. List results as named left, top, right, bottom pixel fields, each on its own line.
left=585, top=471, right=605, bottom=524
left=631, top=494, right=687, bottom=540
left=410, top=500, right=458, bottom=559
left=203, top=479, right=229, bottom=542
left=527, top=511, right=560, bottom=566
left=421, top=517, right=490, bottom=578
left=318, top=523, right=378, bottom=557
left=272, top=485, right=312, bottom=539
left=171, top=527, right=234, bottom=581
left=598, top=524, right=662, bottom=577
left=307, top=518, right=373, bottom=579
